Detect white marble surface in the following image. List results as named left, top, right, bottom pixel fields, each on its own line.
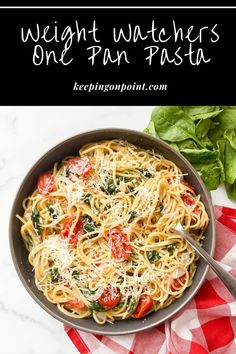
left=0, top=106, right=235, bottom=354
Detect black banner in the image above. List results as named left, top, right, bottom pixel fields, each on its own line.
left=0, top=7, right=235, bottom=105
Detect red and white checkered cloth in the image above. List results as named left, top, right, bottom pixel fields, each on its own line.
left=64, top=205, right=236, bottom=354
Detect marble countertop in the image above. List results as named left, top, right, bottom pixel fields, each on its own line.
left=0, top=106, right=235, bottom=354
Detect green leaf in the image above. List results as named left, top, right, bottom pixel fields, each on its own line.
left=175, top=139, right=199, bottom=150
left=221, top=106, right=236, bottom=110
left=81, top=193, right=91, bottom=206
left=196, top=119, right=212, bottom=139
left=147, top=250, right=160, bottom=263
left=225, top=181, right=236, bottom=200
left=180, top=149, right=224, bottom=190
left=182, top=106, right=222, bottom=121
left=47, top=205, right=58, bottom=219
left=194, top=162, right=224, bottom=190
left=166, top=243, right=177, bottom=256
left=31, top=208, right=42, bottom=236
left=180, top=148, right=219, bottom=164
left=100, top=175, right=118, bottom=195
left=159, top=203, right=164, bottom=212
left=151, top=106, right=200, bottom=143
left=50, top=267, right=59, bottom=282
left=224, top=141, right=236, bottom=184
left=89, top=301, right=106, bottom=312
left=127, top=297, right=137, bottom=312
left=143, top=120, right=157, bottom=136
left=224, top=129, right=236, bottom=150
left=128, top=210, right=138, bottom=222
left=72, top=270, right=80, bottom=281
left=217, top=139, right=226, bottom=166
left=208, top=109, right=236, bottom=144
left=138, top=168, right=153, bottom=178
left=82, top=215, right=97, bottom=233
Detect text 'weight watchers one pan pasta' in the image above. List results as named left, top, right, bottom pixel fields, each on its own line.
left=17, top=140, right=209, bottom=324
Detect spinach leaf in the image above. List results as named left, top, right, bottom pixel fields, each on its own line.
left=194, top=162, right=223, bottom=190
left=182, top=106, right=222, bottom=121
left=221, top=106, right=236, bottom=110
left=31, top=208, right=42, bottom=236
left=138, top=168, right=153, bottom=178
left=180, top=148, right=224, bottom=190
left=224, top=128, right=236, bottom=150
left=117, top=175, right=133, bottom=183
left=224, top=141, right=236, bottom=185
left=208, top=109, right=236, bottom=144
left=159, top=203, right=164, bottom=212
left=89, top=301, right=106, bottom=312
left=50, top=267, right=59, bottom=282
left=179, top=148, right=219, bottom=164
left=144, top=120, right=157, bottom=136
left=81, top=193, right=91, bottom=206
left=144, top=106, right=236, bottom=200
left=225, top=182, right=236, bottom=200
left=166, top=243, right=177, bottom=256
left=128, top=210, right=138, bottom=222
left=174, top=139, right=199, bottom=150
left=100, top=175, right=118, bottom=195
left=47, top=205, right=58, bottom=219
left=147, top=250, right=160, bottom=263
left=151, top=106, right=204, bottom=147
left=82, top=215, right=97, bottom=233
left=196, top=119, right=214, bottom=139
left=127, top=297, right=137, bottom=312
left=72, top=270, right=80, bottom=281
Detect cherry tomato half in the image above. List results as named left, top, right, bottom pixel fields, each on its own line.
left=97, top=286, right=121, bottom=309
left=182, top=181, right=195, bottom=192
left=64, top=299, right=86, bottom=310
left=37, top=171, right=55, bottom=195
left=108, top=228, right=132, bottom=261
left=60, top=216, right=84, bottom=246
left=133, top=295, right=153, bottom=319
left=66, top=157, right=93, bottom=177
left=181, top=193, right=200, bottom=222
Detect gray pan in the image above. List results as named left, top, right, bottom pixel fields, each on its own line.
left=9, top=128, right=215, bottom=336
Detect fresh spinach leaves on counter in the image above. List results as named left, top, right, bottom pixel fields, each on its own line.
left=144, top=106, right=236, bottom=200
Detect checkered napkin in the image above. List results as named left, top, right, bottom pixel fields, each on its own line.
left=64, top=205, right=236, bottom=354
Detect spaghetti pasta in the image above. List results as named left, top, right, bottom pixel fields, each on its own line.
left=17, top=139, right=209, bottom=324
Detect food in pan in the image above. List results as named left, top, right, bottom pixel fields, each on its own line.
left=17, top=140, right=209, bottom=324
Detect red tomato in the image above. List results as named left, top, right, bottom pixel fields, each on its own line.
left=66, top=157, right=93, bottom=177
left=108, top=228, right=132, bottom=260
left=182, top=181, right=195, bottom=192
left=64, top=299, right=86, bottom=310
left=97, top=286, right=121, bottom=309
left=133, top=295, right=153, bottom=318
left=60, top=216, right=84, bottom=245
left=37, top=171, right=55, bottom=195
left=171, top=273, right=187, bottom=291
left=181, top=193, right=196, bottom=206
left=181, top=193, right=200, bottom=220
